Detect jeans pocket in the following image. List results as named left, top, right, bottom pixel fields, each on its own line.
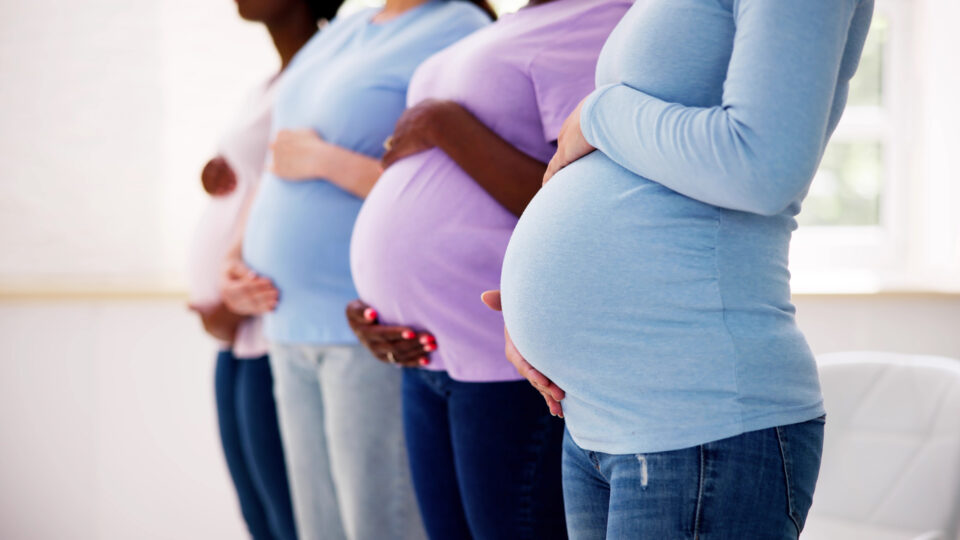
left=775, top=418, right=826, bottom=535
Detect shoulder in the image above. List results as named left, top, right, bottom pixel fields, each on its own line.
left=527, top=0, right=630, bottom=68
left=422, top=1, right=492, bottom=31
left=326, top=7, right=377, bottom=31
left=562, top=0, right=632, bottom=32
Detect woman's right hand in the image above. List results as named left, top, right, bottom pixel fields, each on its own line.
left=201, top=155, right=237, bottom=196
left=481, top=290, right=565, bottom=418
left=220, top=258, right=279, bottom=315
left=346, top=299, right=436, bottom=368
left=269, top=129, right=328, bottom=180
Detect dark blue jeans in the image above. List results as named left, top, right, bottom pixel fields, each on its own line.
left=215, top=351, right=297, bottom=540
left=562, top=417, right=825, bottom=539
left=402, top=369, right=567, bottom=539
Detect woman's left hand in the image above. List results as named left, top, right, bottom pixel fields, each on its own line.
left=481, top=290, right=566, bottom=418
left=345, top=299, right=436, bottom=367
left=188, top=302, right=243, bottom=343
left=543, top=97, right=595, bottom=186
left=382, top=99, right=463, bottom=169
left=270, top=128, right=329, bottom=180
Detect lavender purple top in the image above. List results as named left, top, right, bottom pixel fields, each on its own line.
left=350, top=0, right=631, bottom=382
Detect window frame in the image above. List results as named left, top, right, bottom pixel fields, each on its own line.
left=789, top=0, right=960, bottom=294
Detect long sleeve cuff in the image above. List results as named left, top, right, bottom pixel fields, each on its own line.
left=579, top=82, right=622, bottom=151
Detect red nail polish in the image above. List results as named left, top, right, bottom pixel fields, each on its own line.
left=401, top=330, right=415, bottom=340
left=363, top=308, right=377, bottom=322
left=423, top=343, right=437, bottom=352
left=418, top=357, right=429, bottom=366
left=419, top=334, right=435, bottom=345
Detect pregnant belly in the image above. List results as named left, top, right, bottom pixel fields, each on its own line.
left=500, top=152, right=732, bottom=390
left=351, top=151, right=523, bottom=379
left=243, top=175, right=361, bottom=292
left=351, top=151, right=517, bottom=315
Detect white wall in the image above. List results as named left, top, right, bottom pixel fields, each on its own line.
left=0, top=299, right=244, bottom=540
left=0, top=293, right=957, bottom=539
left=795, top=294, right=960, bottom=359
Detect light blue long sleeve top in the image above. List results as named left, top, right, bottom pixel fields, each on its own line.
left=501, top=0, right=874, bottom=453
left=243, top=1, right=489, bottom=345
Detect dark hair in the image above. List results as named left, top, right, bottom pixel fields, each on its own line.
left=307, top=0, right=347, bottom=22
left=459, top=0, right=497, bottom=20
left=309, top=1, right=497, bottom=23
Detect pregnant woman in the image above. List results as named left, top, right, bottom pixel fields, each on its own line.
left=345, top=1, right=630, bottom=537
left=237, top=1, right=490, bottom=538
left=497, top=0, right=874, bottom=537
left=186, top=1, right=334, bottom=538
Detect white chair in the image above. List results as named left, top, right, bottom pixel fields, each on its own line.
left=803, top=352, right=960, bottom=540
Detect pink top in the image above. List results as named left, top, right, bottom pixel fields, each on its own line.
left=187, top=79, right=275, bottom=358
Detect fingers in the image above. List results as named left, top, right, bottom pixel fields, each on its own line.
left=224, top=259, right=255, bottom=280
left=368, top=339, right=430, bottom=367
left=345, top=299, right=373, bottom=325
left=354, top=324, right=405, bottom=343
left=480, top=290, right=501, bottom=311
left=543, top=154, right=561, bottom=185
left=222, top=274, right=279, bottom=315
left=538, top=390, right=564, bottom=418
left=230, top=290, right=278, bottom=314
left=381, top=143, right=422, bottom=169
left=361, top=329, right=436, bottom=368
left=381, top=148, right=398, bottom=170
left=503, top=326, right=566, bottom=404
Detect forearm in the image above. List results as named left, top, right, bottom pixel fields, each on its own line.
left=431, top=106, right=546, bottom=217
left=316, top=144, right=381, bottom=199
left=581, top=0, right=859, bottom=216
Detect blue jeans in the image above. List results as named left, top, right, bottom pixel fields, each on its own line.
left=402, top=369, right=567, bottom=540
left=562, top=417, right=825, bottom=539
left=269, top=344, right=425, bottom=540
left=214, top=351, right=297, bottom=540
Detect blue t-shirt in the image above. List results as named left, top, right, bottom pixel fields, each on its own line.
left=243, top=1, right=489, bottom=345
left=501, top=0, right=873, bottom=453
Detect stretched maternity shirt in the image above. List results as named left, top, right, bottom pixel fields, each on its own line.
left=501, top=0, right=874, bottom=453
left=243, top=1, right=489, bottom=344
left=187, top=79, right=274, bottom=358
left=351, top=0, right=631, bottom=382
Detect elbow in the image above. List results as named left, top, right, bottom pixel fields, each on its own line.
left=735, top=157, right=817, bottom=217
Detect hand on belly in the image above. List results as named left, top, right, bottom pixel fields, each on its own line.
left=481, top=290, right=566, bottom=417
left=345, top=299, right=436, bottom=368
left=543, top=97, right=595, bottom=186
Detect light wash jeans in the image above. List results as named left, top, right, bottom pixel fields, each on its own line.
left=269, top=343, right=425, bottom=540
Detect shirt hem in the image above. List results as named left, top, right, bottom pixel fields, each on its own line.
left=567, top=401, right=826, bottom=455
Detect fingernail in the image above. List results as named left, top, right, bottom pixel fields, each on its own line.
left=419, top=334, right=435, bottom=345
left=418, top=357, right=429, bottom=366
left=423, top=343, right=437, bottom=352
left=363, top=308, right=377, bottom=322
left=401, top=330, right=415, bottom=340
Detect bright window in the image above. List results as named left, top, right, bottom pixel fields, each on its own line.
left=790, top=0, right=960, bottom=294
left=800, top=16, right=888, bottom=227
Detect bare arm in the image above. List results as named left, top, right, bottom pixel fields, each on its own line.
left=270, top=129, right=381, bottom=198
left=382, top=100, right=547, bottom=217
